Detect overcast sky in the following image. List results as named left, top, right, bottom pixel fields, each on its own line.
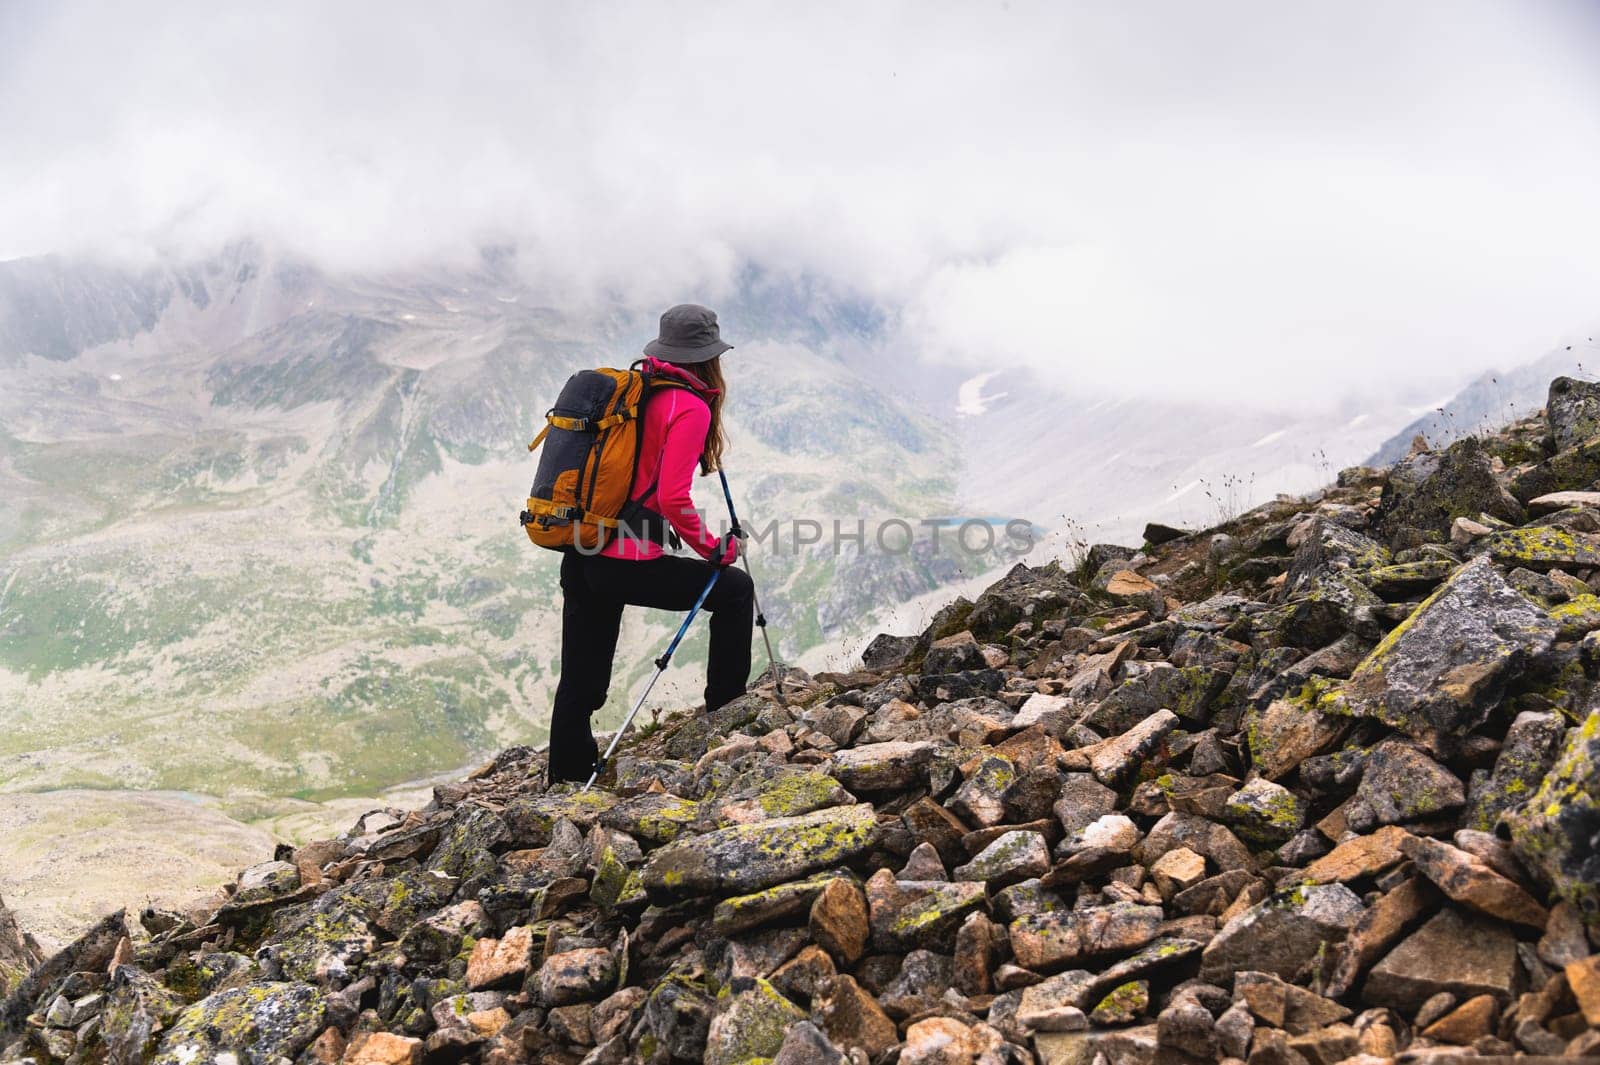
left=3, top=1, right=1599, bottom=406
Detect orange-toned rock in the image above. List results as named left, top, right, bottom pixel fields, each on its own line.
left=343, top=1031, right=423, bottom=1065
left=1421, top=994, right=1497, bottom=1045
left=809, top=877, right=869, bottom=965
left=466, top=926, right=534, bottom=990
left=1302, top=826, right=1412, bottom=884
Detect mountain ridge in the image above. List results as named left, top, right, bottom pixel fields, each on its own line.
left=3, top=377, right=1598, bottom=1062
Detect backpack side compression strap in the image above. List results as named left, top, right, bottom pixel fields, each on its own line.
left=520, top=497, right=621, bottom=529
left=527, top=405, right=641, bottom=451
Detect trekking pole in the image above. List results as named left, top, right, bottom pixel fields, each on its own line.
left=718, top=470, right=786, bottom=706
left=583, top=567, right=721, bottom=792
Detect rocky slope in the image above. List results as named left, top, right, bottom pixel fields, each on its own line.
left=5, top=380, right=1600, bottom=1063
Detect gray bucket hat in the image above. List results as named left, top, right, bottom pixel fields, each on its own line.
left=642, top=303, right=733, bottom=363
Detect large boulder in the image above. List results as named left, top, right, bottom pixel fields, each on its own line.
left=1373, top=437, right=1525, bottom=548
left=150, top=982, right=328, bottom=1065
left=1546, top=375, right=1600, bottom=452
left=641, top=804, right=879, bottom=900
left=1503, top=710, right=1600, bottom=921
left=1339, top=556, right=1557, bottom=737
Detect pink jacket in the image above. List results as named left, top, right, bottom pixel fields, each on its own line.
left=600, top=358, right=730, bottom=562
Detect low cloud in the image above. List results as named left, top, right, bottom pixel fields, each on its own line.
left=3, top=0, right=1599, bottom=405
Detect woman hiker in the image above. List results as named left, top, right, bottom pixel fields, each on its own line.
left=546, top=304, right=755, bottom=784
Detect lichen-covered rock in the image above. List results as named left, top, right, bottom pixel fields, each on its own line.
left=1222, top=777, right=1307, bottom=846
left=828, top=741, right=939, bottom=793
left=708, top=767, right=854, bottom=825
left=1082, top=665, right=1228, bottom=733
left=702, top=977, right=806, bottom=1065
left=232, top=861, right=301, bottom=906
left=1350, top=738, right=1465, bottom=828
left=1089, top=980, right=1149, bottom=1025
left=953, top=829, right=1050, bottom=885
left=1546, top=376, right=1600, bottom=452
left=1374, top=436, right=1525, bottom=548
left=1487, top=524, right=1600, bottom=569
left=1285, top=519, right=1393, bottom=594
left=1198, top=883, right=1365, bottom=984
left=1513, top=434, right=1600, bottom=502
left=641, top=803, right=879, bottom=900
left=598, top=791, right=701, bottom=844
left=502, top=788, right=619, bottom=846
left=255, top=907, right=375, bottom=986
left=948, top=752, right=1017, bottom=825
left=150, top=981, right=328, bottom=1065
left=1339, top=556, right=1557, bottom=737
left=1504, top=709, right=1600, bottom=921
left=1009, top=903, right=1163, bottom=971
left=100, top=965, right=186, bottom=1064
left=866, top=869, right=987, bottom=952
left=1466, top=709, right=1567, bottom=832
left=1245, top=680, right=1351, bottom=781
left=710, top=872, right=838, bottom=937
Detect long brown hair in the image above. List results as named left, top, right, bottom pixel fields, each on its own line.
left=678, top=355, right=726, bottom=474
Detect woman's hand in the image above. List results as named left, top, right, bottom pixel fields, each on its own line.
left=714, top=532, right=740, bottom=567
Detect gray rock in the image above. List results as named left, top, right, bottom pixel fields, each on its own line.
left=150, top=982, right=327, bottom=1065
left=878, top=949, right=953, bottom=1019
left=1285, top=519, right=1392, bottom=596
left=1139, top=811, right=1253, bottom=872
left=861, top=632, right=917, bottom=672
left=641, top=973, right=714, bottom=1062
left=1198, top=882, right=1365, bottom=984
left=924, top=630, right=987, bottom=674
left=773, top=1019, right=847, bottom=1065
left=1053, top=773, right=1119, bottom=836
left=1465, top=709, right=1567, bottom=832
left=1546, top=375, right=1600, bottom=452
left=1081, top=665, right=1228, bottom=733
left=828, top=741, right=939, bottom=793
left=1503, top=709, right=1600, bottom=918
left=948, top=753, right=1018, bottom=826
left=1350, top=738, right=1465, bottom=828
left=1373, top=436, right=1525, bottom=548
left=954, top=830, right=1050, bottom=886
left=1009, top=903, right=1163, bottom=971
left=641, top=804, right=878, bottom=901
left=1340, top=556, right=1556, bottom=737
left=1222, top=777, right=1307, bottom=846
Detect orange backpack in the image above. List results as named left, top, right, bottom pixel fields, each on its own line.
left=520, top=364, right=691, bottom=551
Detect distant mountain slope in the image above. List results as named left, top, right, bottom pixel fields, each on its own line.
left=1367, top=333, right=1600, bottom=466
left=0, top=247, right=993, bottom=813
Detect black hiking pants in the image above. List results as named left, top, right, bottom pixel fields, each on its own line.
left=548, top=549, right=754, bottom=783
